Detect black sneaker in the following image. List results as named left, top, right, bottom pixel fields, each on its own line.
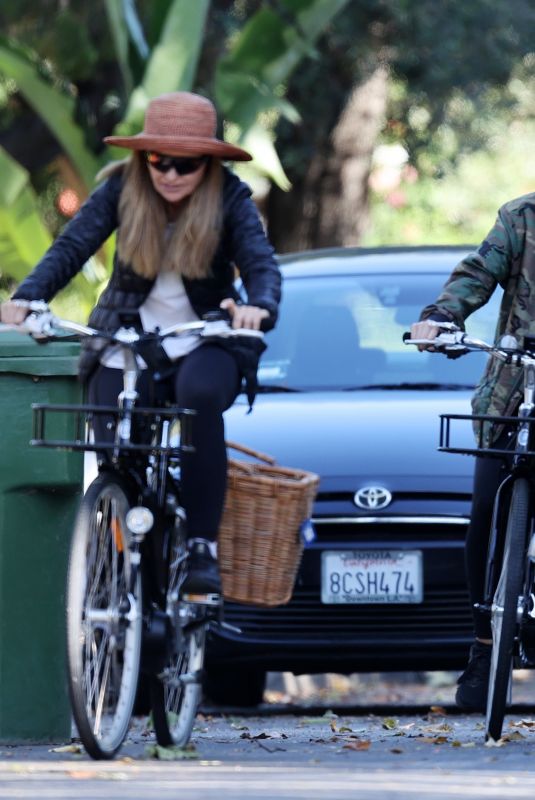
left=181, top=538, right=221, bottom=598
left=455, top=641, right=492, bottom=712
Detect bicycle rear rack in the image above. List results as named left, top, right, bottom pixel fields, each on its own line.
left=31, top=403, right=196, bottom=454
left=440, top=412, right=535, bottom=458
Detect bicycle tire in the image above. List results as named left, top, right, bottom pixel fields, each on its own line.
left=150, top=528, right=206, bottom=747
left=66, top=472, right=142, bottom=759
left=485, top=476, right=529, bottom=742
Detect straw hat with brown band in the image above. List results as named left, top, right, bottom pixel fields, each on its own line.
left=104, top=91, right=252, bottom=162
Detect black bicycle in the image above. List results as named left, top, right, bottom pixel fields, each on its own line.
left=407, top=324, right=535, bottom=741
left=15, top=303, right=262, bottom=759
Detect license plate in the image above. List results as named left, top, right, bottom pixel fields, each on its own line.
left=321, top=549, right=423, bottom=604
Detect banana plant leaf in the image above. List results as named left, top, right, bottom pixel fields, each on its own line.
left=215, top=0, right=350, bottom=127
left=0, top=40, right=102, bottom=190
left=0, top=147, right=51, bottom=283
left=122, top=0, right=150, bottom=60
left=235, top=122, right=292, bottom=191
left=117, top=0, right=210, bottom=136
left=0, top=147, right=104, bottom=317
left=215, top=0, right=350, bottom=187
left=104, top=0, right=134, bottom=95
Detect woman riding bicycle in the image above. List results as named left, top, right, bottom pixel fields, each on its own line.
left=0, top=90, right=281, bottom=596
left=410, top=194, right=535, bottom=712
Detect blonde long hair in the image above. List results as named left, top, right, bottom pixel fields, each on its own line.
left=101, top=153, right=223, bottom=280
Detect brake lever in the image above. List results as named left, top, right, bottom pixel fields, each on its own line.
left=22, top=311, right=56, bottom=340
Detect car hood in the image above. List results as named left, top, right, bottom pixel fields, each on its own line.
left=224, top=390, right=476, bottom=494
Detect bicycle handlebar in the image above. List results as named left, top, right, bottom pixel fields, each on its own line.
left=0, top=302, right=264, bottom=344
left=403, top=324, right=534, bottom=366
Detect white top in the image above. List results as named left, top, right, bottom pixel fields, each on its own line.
left=100, top=265, right=200, bottom=370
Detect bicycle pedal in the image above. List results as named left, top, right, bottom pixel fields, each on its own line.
left=181, top=591, right=221, bottom=606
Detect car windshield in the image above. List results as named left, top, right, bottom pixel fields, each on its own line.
left=257, top=271, right=502, bottom=391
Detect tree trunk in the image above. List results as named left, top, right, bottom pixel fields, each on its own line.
left=267, top=66, right=388, bottom=253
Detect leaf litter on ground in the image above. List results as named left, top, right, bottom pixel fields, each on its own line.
left=49, top=744, right=83, bottom=755
left=145, top=743, right=198, bottom=760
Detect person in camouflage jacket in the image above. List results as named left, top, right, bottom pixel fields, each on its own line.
left=410, top=192, right=535, bottom=715
left=418, top=193, right=535, bottom=424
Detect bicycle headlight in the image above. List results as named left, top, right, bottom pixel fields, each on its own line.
left=126, top=506, right=154, bottom=535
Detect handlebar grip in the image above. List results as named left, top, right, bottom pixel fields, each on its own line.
left=202, top=309, right=231, bottom=323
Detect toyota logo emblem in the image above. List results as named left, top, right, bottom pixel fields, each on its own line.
left=354, top=486, right=392, bottom=510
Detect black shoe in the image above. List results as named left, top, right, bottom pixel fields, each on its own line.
left=181, top=538, right=221, bottom=598
left=455, top=641, right=492, bottom=712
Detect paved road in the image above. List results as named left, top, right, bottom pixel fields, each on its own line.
left=2, top=704, right=535, bottom=799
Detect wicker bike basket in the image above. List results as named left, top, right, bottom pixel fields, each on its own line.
left=218, top=441, right=319, bottom=607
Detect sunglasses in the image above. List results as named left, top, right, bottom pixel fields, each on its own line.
left=144, top=152, right=208, bottom=175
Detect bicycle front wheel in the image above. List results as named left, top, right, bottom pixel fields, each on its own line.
left=66, top=473, right=142, bottom=759
left=150, top=530, right=206, bottom=747
left=486, top=476, right=529, bottom=742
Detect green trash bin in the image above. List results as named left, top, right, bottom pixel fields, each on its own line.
left=0, top=331, right=84, bottom=743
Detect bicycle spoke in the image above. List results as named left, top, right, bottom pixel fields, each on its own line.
left=67, top=475, right=142, bottom=759
left=150, top=520, right=206, bottom=748
left=94, top=648, right=113, bottom=737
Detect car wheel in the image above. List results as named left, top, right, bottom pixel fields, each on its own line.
left=203, top=666, right=266, bottom=707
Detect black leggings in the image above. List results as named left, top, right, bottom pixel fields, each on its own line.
left=87, top=344, right=241, bottom=541
left=466, top=434, right=511, bottom=640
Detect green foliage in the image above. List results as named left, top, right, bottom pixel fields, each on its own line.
left=0, top=0, right=350, bottom=311
left=215, top=0, right=351, bottom=187
left=364, top=116, right=535, bottom=247
left=0, top=146, right=51, bottom=282
left=0, top=39, right=102, bottom=188
left=273, top=0, right=535, bottom=189
left=0, top=143, right=109, bottom=319
left=39, top=9, right=99, bottom=81
left=104, top=0, right=134, bottom=95
left=3, top=0, right=533, bottom=302
left=117, top=0, right=210, bottom=136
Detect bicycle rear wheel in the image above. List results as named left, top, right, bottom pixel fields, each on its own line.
left=486, top=476, right=529, bottom=742
left=66, top=473, right=142, bottom=759
left=150, top=529, right=206, bottom=747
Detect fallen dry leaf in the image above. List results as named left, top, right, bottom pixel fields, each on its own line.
left=343, top=739, right=371, bottom=751
left=424, top=722, right=453, bottom=734
left=50, top=744, right=83, bottom=754
left=501, top=731, right=525, bottom=742
left=420, top=735, right=449, bottom=745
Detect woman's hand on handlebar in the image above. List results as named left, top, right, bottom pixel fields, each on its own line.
left=0, top=300, right=31, bottom=326
left=220, top=298, right=269, bottom=330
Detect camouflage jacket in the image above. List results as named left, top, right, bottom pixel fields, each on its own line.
left=421, top=192, right=535, bottom=426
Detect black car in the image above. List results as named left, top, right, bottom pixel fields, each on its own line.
left=204, top=246, right=501, bottom=705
